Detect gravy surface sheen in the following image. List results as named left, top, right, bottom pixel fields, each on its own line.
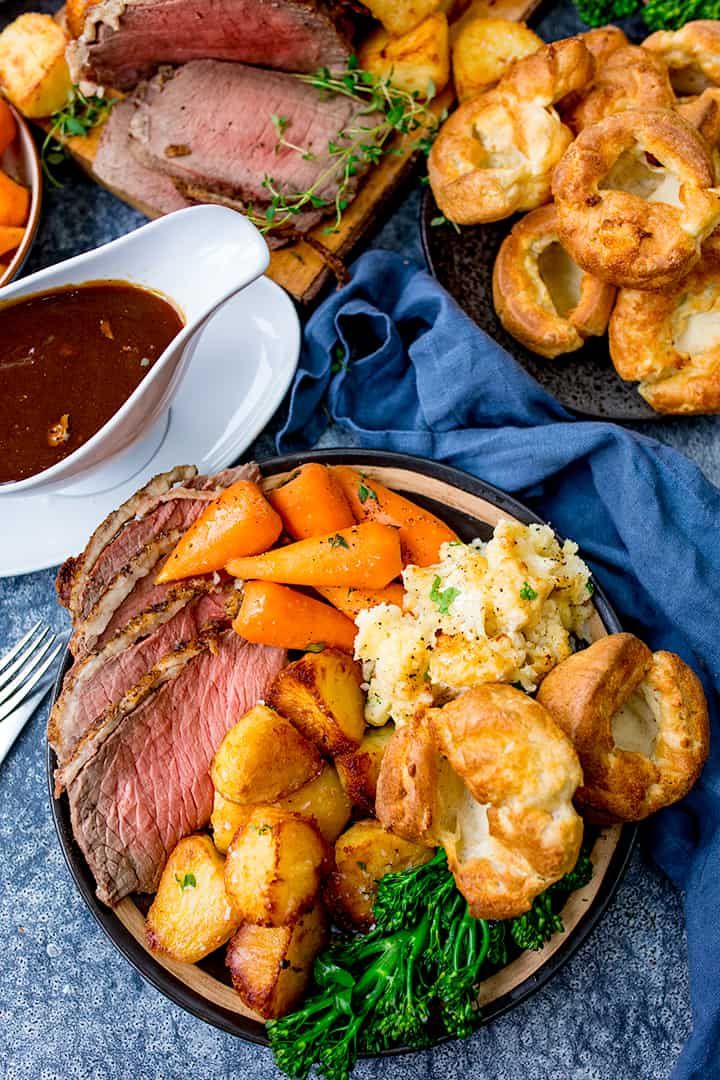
left=0, top=280, right=184, bottom=483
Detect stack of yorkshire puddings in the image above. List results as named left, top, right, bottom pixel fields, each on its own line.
left=428, top=20, right=720, bottom=415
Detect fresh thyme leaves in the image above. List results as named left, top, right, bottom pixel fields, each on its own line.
left=175, top=872, right=196, bottom=891
left=328, top=533, right=350, bottom=548
left=331, top=343, right=348, bottom=374
left=430, top=212, right=461, bottom=233
left=430, top=575, right=459, bottom=615
left=586, top=580, right=595, bottom=595
left=249, top=57, right=441, bottom=236
left=41, top=86, right=116, bottom=187
left=520, top=582, right=538, bottom=602
left=358, top=481, right=378, bottom=504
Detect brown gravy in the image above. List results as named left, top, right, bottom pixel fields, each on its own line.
left=0, top=280, right=184, bottom=483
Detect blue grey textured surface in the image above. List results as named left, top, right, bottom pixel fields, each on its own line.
left=1, top=0, right=715, bottom=1075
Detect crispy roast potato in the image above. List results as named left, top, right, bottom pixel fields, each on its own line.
left=358, top=14, right=450, bottom=99
left=335, top=724, right=395, bottom=813
left=452, top=16, right=542, bottom=101
left=210, top=704, right=322, bottom=805
left=267, top=649, right=365, bottom=756
left=323, top=819, right=433, bottom=930
left=224, top=806, right=328, bottom=926
left=0, top=13, right=72, bottom=118
left=226, top=903, right=328, bottom=1019
left=212, top=764, right=351, bottom=852
left=145, top=835, right=240, bottom=963
left=363, top=0, right=443, bottom=37
left=65, top=0, right=99, bottom=38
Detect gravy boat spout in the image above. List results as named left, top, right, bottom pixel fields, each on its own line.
left=0, top=205, right=269, bottom=495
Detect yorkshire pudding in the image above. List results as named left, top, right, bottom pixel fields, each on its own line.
left=644, top=21, right=720, bottom=96
left=552, top=108, right=720, bottom=290
left=537, top=634, right=709, bottom=822
left=492, top=204, right=616, bottom=358
left=375, top=685, right=584, bottom=920
left=565, top=45, right=675, bottom=134
left=428, top=37, right=594, bottom=225
left=609, top=258, right=720, bottom=413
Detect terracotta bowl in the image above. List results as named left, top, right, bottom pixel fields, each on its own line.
left=0, top=106, right=42, bottom=286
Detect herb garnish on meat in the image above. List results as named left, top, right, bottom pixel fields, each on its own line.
left=42, top=86, right=116, bottom=186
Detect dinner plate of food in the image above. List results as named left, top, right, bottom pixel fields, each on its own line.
left=421, top=18, right=720, bottom=421
left=46, top=448, right=710, bottom=1077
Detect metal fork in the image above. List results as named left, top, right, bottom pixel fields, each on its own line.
left=0, top=622, right=63, bottom=759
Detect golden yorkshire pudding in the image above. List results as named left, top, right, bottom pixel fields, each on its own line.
left=428, top=37, right=594, bottom=225
left=609, top=258, right=720, bottom=413
left=537, top=634, right=709, bottom=822
left=577, top=24, right=629, bottom=67
left=564, top=45, right=675, bottom=134
left=644, top=21, right=720, bottom=96
left=677, top=88, right=720, bottom=186
left=552, top=108, right=720, bottom=290
left=375, top=686, right=584, bottom=920
left=492, top=204, right=616, bottom=358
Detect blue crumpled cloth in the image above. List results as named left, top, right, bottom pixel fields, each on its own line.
left=278, top=250, right=720, bottom=1080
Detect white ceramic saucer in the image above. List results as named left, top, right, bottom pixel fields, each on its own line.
left=1, top=276, right=300, bottom=577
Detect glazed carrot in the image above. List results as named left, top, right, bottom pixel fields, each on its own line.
left=156, top=480, right=283, bottom=583
left=0, top=225, right=23, bottom=257
left=268, top=463, right=355, bottom=539
left=0, top=169, right=28, bottom=227
left=316, top=583, right=404, bottom=619
left=0, top=102, right=16, bottom=156
left=225, top=522, right=402, bottom=589
left=332, top=466, right=458, bottom=567
left=233, top=581, right=357, bottom=653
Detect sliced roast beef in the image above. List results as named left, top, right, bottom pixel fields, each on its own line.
left=69, top=0, right=353, bottom=91
left=93, top=98, right=191, bottom=216
left=66, top=629, right=286, bottom=904
left=49, top=580, right=240, bottom=769
left=128, top=62, right=382, bottom=225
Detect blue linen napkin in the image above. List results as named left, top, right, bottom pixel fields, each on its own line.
left=278, top=250, right=720, bottom=1080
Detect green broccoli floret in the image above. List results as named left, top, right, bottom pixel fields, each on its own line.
left=574, top=0, right=640, bottom=27
left=551, top=847, right=594, bottom=896
left=642, top=0, right=720, bottom=29
left=509, top=848, right=595, bottom=951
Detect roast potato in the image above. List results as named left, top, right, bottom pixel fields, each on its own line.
left=323, top=819, right=433, bottom=930
left=267, top=649, right=365, bottom=756
left=452, top=17, right=542, bottom=101
left=226, top=903, right=328, bottom=1019
left=212, top=765, right=351, bottom=852
left=145, top=835, right=240, bottom=963
left=335, top=723, right=395, bottom=813
left=210, top=703, right=322, bottom=805
left=0, top=14, right=72, bottom=118
left=358, top=14, right=450, bottom=99
left=224, top=806, right=328, bottom=926
left=363, top=0, right=443, bottom=37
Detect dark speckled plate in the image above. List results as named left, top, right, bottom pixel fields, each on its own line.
left=420, top=188, right=659, bottom=421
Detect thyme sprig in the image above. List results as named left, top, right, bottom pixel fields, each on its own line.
left=41, top=86, right=116, bottom=187
left=250, top=57, right=444, bottom=236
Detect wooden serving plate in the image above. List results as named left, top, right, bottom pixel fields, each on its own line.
left=48, top=448, right=636, bottom=1049
left=48, top=0, right=541, bottom=304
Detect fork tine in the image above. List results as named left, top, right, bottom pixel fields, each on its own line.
left=0, top=620, right=44, bottom=677
left=0, top=639, right=63, bottom=723
left=0, top=629, right=55, bottom=704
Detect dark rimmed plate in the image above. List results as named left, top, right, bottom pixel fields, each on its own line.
left=48, top=448, right=637, bottom=1052
left=420, top=187, right=661, bottom=421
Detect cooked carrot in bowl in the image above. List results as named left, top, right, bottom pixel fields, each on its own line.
left=268, top=463, right=355, bottom=539
left=0, top=100, right=17, bottom=155
left=233, top=580, right=358, bottom=653
left=0, top=167, right=29, bottom=226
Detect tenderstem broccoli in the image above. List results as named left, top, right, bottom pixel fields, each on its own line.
left=573, top=0, right=718, bottom=31
left=267, top=848, right=593, bottom=1080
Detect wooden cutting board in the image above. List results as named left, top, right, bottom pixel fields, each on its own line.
left=51, top=0, right=539, bottom=303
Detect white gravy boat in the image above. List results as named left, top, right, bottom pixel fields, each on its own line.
left=0, top=205, right=269, bottom=495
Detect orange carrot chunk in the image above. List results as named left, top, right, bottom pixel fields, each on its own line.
left=0, top=225, right=23, bottom=257
left=156, top=480, right=283, bottom=583
left=233, top=581, right=357, bottom=653
left=0, top=169, right=28, bottom=227
left=225, top=521, right=402, bottom=589
left=332, top=466, right=458, bottom=567
left=268, top=462, right=355, bottom=539
left=315, top=583, right=404, bottom=620
left=0, top=102, right=17, bottom=156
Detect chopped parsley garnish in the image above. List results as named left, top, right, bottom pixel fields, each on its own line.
left=175, top=873, right=197, bottom=891
left=358, top=482, right=378, bottom=505
left=430, top=575, right=459, bottom=615
left=586, top=580, right=595, bottom=595
left=328, top=533, right=349, bottom=548
left=305, top=642, right=326, bottom=653
left=252, top=823, right=273, bottom=835
left=520, top=582, right=538, bottom=602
